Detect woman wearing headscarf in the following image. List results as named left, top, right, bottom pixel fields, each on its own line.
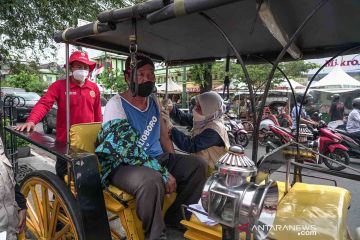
left=163, top=91, right=230, bottom=170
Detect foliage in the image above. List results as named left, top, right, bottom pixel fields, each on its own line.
left=188, top=63, right=213, bottom=93
left=3, top=70, right=47, bottom=94
left=0, top=0, right=131, bottom=61
left=97, top=69, right=128, bottom=93
left=191, top=60, right=318, bottom=93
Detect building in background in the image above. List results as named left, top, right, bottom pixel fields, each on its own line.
left=91, top=52, right=127, bottom=78
left=38, top=62, right=62, bottom=85
left=307, top=54, right=360, bottom=81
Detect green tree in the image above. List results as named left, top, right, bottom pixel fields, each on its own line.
left=3, top=70, right=47, bottom=94
left=0, top=0, right=131, bottom=61
left=188, top=63, right=213, bottom=93
left=209, top=60, right=318, bottom=92
left=97, top=69, right=128, bottom=93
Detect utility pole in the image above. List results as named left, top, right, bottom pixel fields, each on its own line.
left=182, top=66, right=187, bottom=108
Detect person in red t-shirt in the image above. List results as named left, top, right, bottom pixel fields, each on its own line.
left=16, top=51, right=102, bottom=179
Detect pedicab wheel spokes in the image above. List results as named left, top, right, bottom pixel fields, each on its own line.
left=20, top=170, right=84, bottom=240
left=323, top=149, right=350, bottom=171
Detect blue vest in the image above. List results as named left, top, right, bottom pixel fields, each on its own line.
left=121, top=96, right=163, bottom=157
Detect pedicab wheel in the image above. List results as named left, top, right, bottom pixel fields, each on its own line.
left=235, top=132, right=249, bottom=148
left=323, top=149, right=350, bottom=171
left=20, top=170, right=84, bottom=240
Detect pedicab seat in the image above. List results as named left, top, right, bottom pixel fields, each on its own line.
left=181, top=181, right=351, bottom=240
left=69, top=122, right=136, bottom=207
left=69, top=122, right=176, bottom=213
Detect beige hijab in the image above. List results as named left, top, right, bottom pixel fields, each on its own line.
left=191, top=91, right=230, bottom=171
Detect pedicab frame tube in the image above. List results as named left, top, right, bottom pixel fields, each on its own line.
left=199, top=0, right=328, bottom=170
left=65, top=43, right=73, bottom=187
left=165, top=62, right=169, bottom=100
left=49, top=1, right=360, bottom=239
left=63, top=44, right=113, bottom=240
left=296, top=44, right=360, bottom=152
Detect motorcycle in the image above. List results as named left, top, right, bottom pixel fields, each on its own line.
left=335, top=129, right=360, bottom=158
left=224, top=113, right=249, bottom=147
left=259, top=106, right=283, bottom=146
left=265, top=121, right=350, bottom=171
left=328, top=119, right=360, bottom=158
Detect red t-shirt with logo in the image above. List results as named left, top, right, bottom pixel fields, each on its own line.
left=27, top=79, right=102, bottom=143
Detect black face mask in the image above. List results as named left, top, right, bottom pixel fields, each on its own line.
left=137, top=81, right=155, bottom=97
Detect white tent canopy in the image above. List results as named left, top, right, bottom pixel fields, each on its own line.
left=274, top=79, right=305, bottom=90
left=157, top=78, right=182, bottom=94
left=310, top=65, right=360, bottom=90
left=214, top=80, right=247, bottom=92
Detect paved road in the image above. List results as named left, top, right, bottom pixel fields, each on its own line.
left=23, top=124, right=360, bottom=239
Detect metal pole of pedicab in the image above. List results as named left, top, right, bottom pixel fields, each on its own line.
left=254, top=0, right=328, bottom=169
left=165, top=62, right=169, bottom=100
left=199, top=12, right=257, bottom=162
left=0, top=54, right=3, bottom=140
left=223, top=56, right=230, bottom=101
left=65, top=44, right=70, bottom=146
left=252, top=54, right=299, bottom=189
left=297, top=44, right=360, bottom=143
left=65, top=43, right=71, bottom=187
left=182, top=65, right=187, bottom=108
left=294, top=44, right=360, bottom=182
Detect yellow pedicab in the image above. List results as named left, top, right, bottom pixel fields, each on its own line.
left=2, top=0, right=360, bottom=239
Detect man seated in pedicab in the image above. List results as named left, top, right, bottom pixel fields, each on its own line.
left=162, top=91, right=230, bottom=171
left=0, top=138, right=27, bottom=240
left=16, top=51, right=102, bottom=181
left=346, top=97, right=360, bottom=141
left=291, top=93, right=318, bottom=131
left=95, top=54, right=207, bottom=240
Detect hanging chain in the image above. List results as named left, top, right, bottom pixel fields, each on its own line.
left=129, top=18, right=138, bottom=96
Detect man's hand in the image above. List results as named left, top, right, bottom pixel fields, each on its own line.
left=165, top=174, right=177, bottom=194
left=17, top=209, right=27, bottom=233
left=14, top=122, right=35, bottom=132
left=162, top=98, right=173, bottom=113
left=161, top=109, right=174, bottom=131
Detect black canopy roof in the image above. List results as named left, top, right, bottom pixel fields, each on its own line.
left=54, top=0, right=360, bottom=63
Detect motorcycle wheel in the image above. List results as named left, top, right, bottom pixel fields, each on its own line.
left=323, top=149, right=350, bottom=171
left=235, top=133, right=249, bottom=148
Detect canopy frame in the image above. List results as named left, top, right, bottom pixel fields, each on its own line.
left=52, top=0, right=360, bottom=184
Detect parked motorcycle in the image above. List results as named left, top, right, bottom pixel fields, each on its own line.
left=224, top=113, right=249, bottom=147
left=265, top=122, right=349, bottom=171
left=327, top=119, right=360, bottom=158
left=335, top=128, right=360, bottom=158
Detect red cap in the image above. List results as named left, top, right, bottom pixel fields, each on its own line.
left=65, top=51, right=96, bottom=72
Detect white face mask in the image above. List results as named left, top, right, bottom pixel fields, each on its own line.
left=192, top=109, right=206, bottom=122
left=72, top=69, right=89, bottom=82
